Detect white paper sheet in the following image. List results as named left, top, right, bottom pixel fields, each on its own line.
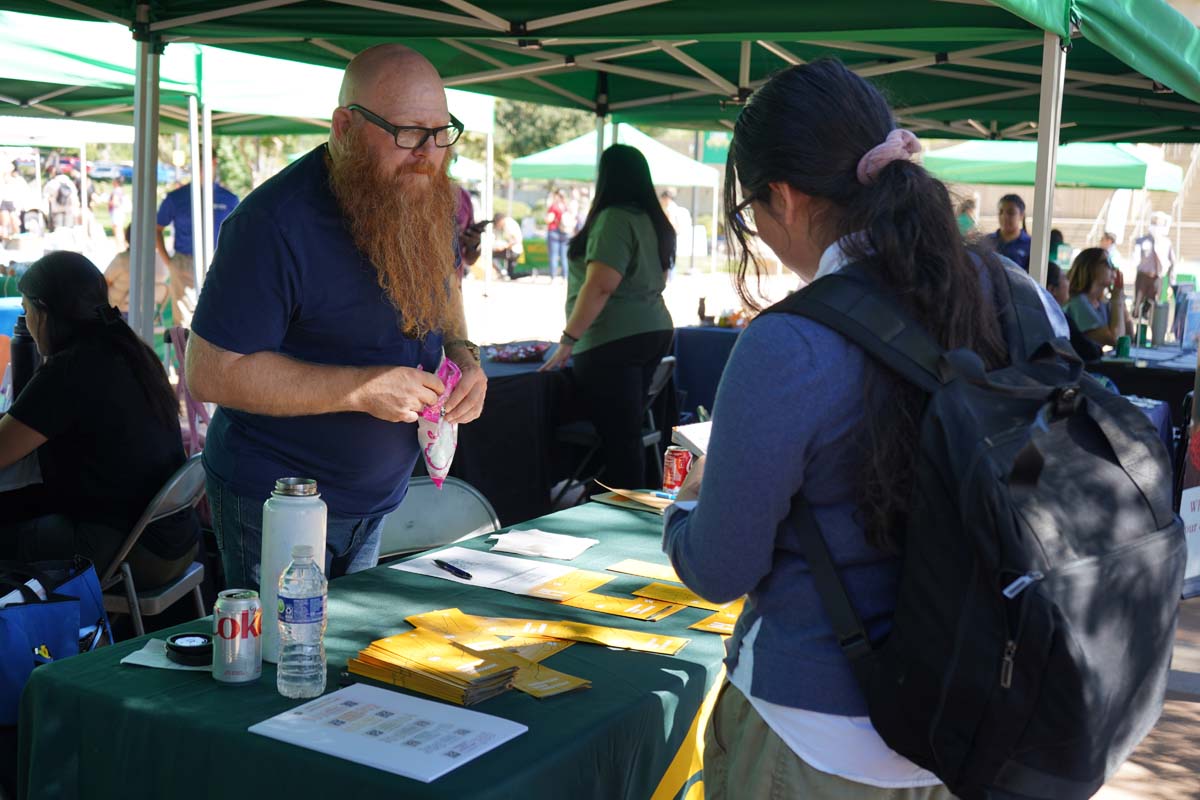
left=0, top=578, right=46, bottom=608
left=248, top=683, right=526, bottom=783
left=119, top=638, right=213, bottom=672
left=390, top=546, right=583, bottom=596
left=671, top=420, right=711, bottom=456
left=488, top=529, right=598, bottom=560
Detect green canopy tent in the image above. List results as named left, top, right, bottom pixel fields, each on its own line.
left=512, top=122, right=720, bottom=259
left=924, top=140, right=1185, bottom=191
left=8, top=0, right=1199, bottom=338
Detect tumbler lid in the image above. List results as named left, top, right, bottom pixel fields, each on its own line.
left=274, top=477, right=318, bottom=496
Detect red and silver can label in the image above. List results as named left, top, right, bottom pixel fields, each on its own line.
left=213, top=589, right=262, bottom=684
left=662, top=446, right=695, bottom=494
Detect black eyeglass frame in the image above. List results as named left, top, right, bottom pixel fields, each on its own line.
left=731, top=193, right=761, bottom=235
left=345, top=103, right=465, bottom=149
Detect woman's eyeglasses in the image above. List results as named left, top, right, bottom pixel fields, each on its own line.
left=732, top=195, right=758, bottom=236
left=345, top=104, right=465, bottom=149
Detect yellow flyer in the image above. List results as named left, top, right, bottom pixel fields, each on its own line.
left=526, top=569, right=614, bottom=601
left=365, top=628, right=512, bottom=682
left=634, top=583, right=745, bottom=614
left=606, top=558, right=682, bottom=584
left=561, top=592, right=681, bottom=621
left=688, top=610, right=739, bottom=635
left=471, top=615, right=691, bottom=655
left=464, top=645, right=590, bottom=698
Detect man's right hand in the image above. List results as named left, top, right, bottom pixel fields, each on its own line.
left=352, top=366, right=445, bottom=423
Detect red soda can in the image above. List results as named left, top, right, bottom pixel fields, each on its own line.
left=662, top=446, right=695, bottom=494
left=213, top=589, right=262, bottom=684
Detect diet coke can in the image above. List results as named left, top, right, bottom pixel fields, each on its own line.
left=662, top=446, right=695, bottom=494
left=213, top=589, right=262, bottom=684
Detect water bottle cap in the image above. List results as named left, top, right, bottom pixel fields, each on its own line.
left=274, top=477, right=318, bottom=496
left=291, top=544, right=314, bottom=559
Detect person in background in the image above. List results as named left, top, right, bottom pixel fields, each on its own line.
left=985, top=193, right=1031, bottom=271
left=156, top=157, right=239, bottom=325
left=0, top=251, right=199, bottom=585
left=1046, top=261, right=1070, bottom=307
left=0, top=162, right=27, bottom=240
left=43, top=171, right=79, bottom=231
left=663, top=59, right=1003, bottom=800
left=185, top=44, right=486, bottom=591
left=545, top=189, right=568, bottom=282
left=1049, top=228, right=1073, bottom=266
left=104, top=226, right=170, bottom=316
left=491, top=211, right=523, bottom=280
left=1064, top=247, right=1132, bottom=351
left=453, top=184, right=482, bottom=282
left=955, top=197, right=976, bottom=236
left=108, top=176, right=129, bottom=250
left=541, top=144, right=676, bottom=491
left=1100, top=231, right=1123, bottom=271
left=1133, top=211, right=1176, bottom=317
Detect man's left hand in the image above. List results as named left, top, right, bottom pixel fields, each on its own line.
left=444, top=353, right=487, bottom=424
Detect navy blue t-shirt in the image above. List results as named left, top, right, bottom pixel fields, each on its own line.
left=985, top=229, right=1031, bottom=271
left=191, top=145, right=443, bottom=516
left=156, top=181, right=239, bottom=256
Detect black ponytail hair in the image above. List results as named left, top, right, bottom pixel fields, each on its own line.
left=725, top=58, right=1008, bottom=550
left=19, top=251, right=178, bottom=428
left=568, top=144, right=676, bottom=271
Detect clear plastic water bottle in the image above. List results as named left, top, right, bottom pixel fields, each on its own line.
left=276, top=544, right=328, bottom=699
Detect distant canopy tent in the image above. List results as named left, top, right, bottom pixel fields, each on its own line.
left=924, top=141, right=1185, bottom=191
left=512, top=123, right=720, bottom=259
left=7, top=0, right=1200, bottom=346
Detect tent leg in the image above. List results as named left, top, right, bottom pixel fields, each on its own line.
left=710, top=179, right=718, bottom=274
left=595, top=114, right=605, bottom=174
left=1030, top=30, right=1067, bottom=289
left=188, top=96, right=203, bottom=292
left=483, top=130, right=494, bottom=295
left=201, top=103, right=214, bottom=278
left=129, top=22, right=161, bottom=347
left=688, top=130, right=698, bottom=274
left=79, top=141, right=88, bottom=235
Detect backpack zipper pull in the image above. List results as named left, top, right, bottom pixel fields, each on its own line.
left=1002, top=570, right=1044, bottom=599
left=1000, top=640, right=1017, bottom=689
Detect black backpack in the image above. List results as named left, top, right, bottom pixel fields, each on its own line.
left=768, top=263, right=1186, bottom=800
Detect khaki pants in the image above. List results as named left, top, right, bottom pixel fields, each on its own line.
left=167, top=252, right=197, bottom=326
left=703, top=683, right=957, bottom=800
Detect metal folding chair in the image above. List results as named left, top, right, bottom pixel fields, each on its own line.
left=101, top=453, right=207, bottom=637
left=377, top=477, right=501, bottom=561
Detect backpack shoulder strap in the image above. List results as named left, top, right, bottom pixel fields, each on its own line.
left=994, top=261, right=1058, bottom=362
left=787, top=497, right=876, bottom=689
left=764, top=266, right=950, bottom=394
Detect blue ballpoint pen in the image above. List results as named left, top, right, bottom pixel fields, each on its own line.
left=433, top=559, right=473, bottom=580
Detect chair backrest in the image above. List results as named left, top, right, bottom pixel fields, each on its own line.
left=377, top=477, right=501, bottom=560
left=644, top=355, right=676, bottom=410
left=100, top=453, right=206, bottom=584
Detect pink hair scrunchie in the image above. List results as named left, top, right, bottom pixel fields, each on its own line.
left=856, top=129, right=922, bottom=185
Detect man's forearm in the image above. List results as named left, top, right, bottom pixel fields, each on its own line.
left=189, top=346, right=367, bottom=417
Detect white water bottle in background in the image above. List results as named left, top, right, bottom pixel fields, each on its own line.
left=260, top=478, right=326, bottom=663
left=276, top=544, right=328, bottom=699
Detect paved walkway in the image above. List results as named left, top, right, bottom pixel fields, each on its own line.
left=1096, top=597, right=1200, bottom=799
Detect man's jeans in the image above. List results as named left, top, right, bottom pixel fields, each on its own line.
left=207, top=474, right=385, bottom=591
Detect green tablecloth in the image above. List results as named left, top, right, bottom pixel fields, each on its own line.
left=19, top=504, right=725, bottom=800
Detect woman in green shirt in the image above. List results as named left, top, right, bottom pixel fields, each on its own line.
left=542, top=144, right=676, bottom=490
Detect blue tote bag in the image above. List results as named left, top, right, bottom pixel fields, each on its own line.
left=0, top=558, right=112, bottom=725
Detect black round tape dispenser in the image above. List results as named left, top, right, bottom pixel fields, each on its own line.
left=166, top=632, right=214, bottom=667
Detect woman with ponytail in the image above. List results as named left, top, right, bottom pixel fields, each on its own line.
left=0, top=251, right=198, bottom=586
left=663, top=59, right=1013, bottom=798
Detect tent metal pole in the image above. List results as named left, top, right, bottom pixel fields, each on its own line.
left=711, top=172, right=718, bottom=274
left=79, top=141, right=88, bottom=234
left=188, top=95, right=204, bottom=290
left=483, top=130, right=494, bottom=293
left=129, top=16, right=161, bottom=346
left=1030, top=30, right=1067, bottom=291
left=595, top=115, right=604, bottom=174
left=689, top=129, right=698, bottom=274
left=201, top=103, right=214, bottom=279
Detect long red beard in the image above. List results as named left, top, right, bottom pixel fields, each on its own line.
left=328, top=128, right=457, bottom=337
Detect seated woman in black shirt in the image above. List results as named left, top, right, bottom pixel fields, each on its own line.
left=0, top=251, right=198, bottom=586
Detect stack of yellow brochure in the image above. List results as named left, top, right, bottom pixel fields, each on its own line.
left=348, top=628, right=517, bottom=706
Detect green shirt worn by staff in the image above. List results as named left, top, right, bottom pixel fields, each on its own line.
left=565, top=205, right=673, bottom=354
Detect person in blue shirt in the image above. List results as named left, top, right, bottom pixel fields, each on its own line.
left=185, top=45, right=488, bottom=591
left=663, top=59, right=1012, bottom=799
left=985, top=193, right=1031, bottom=271
left=1063, top=247, right=1132, bottom=352
left=155, top=158, right=239, bottom=324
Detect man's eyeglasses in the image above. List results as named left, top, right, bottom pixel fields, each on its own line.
left=346, top=104, right=464, bottom=149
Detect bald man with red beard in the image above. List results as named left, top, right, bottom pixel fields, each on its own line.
left=187, top=45, right=487, bottom=590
